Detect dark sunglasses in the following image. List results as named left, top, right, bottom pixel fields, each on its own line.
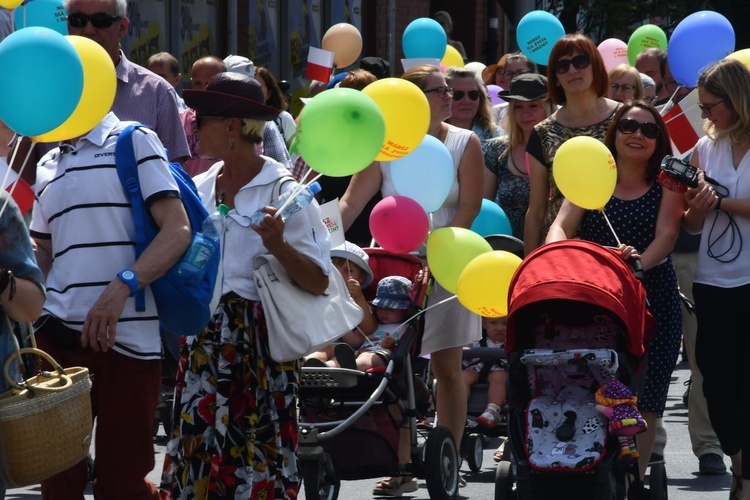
left=195, top=115, right=226, bottom=129
left=453, top=90, right=481, bottom=101
left=554, top=54, right=591, bottom=74
left=616, top=118, right=660, bottom=139
left=67, top=12, right=123, bottom=29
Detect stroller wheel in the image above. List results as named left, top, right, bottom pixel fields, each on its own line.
left=300, top=453, right=340, bottom=500
left=464, top=433, right=484, bottom=472
left=647, top=461, right=668, bottom=500
left=494, top=460, right=514, bottom=500
left=424, top=425, right=459, bottom=500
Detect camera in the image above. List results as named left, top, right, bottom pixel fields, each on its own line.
left=660, top=155, right=699, bottom=188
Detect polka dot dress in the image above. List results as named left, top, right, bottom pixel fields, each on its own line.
left=578, top=181, right=682, bottom=416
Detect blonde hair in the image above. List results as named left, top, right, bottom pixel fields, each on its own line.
left=698, top=58, right=750, bottom=145
left=445, top=67, right=496, bottom=134
left=239, top=118, right=266, bottom=144
left=502, top=98, right=554, bottom=155
left=608, top=64, right=644, bottom=101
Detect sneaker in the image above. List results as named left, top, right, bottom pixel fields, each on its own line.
left=698, top=453, right=727, bottom=475
left=476, top=404, right=501, bottom=429
left=372, top=476, right=418, bottom=497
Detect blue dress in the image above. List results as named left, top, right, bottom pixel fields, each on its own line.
left=577, top=181, right=682, bottom=416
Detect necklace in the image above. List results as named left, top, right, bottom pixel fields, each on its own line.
left=508, top=147, right=528, bottom=178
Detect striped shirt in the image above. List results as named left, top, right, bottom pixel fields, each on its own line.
left=30, top=113, right=179, bottom=360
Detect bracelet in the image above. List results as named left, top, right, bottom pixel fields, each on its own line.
left=716, top=196, right=723, bottom=211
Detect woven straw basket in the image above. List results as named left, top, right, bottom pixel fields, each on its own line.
left=0, top=346, right=93, bottom=488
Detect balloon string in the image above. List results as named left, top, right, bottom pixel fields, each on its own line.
left=390, top=294, right=457, bottom=339
left=0, top=137, right=32, bottom=221
left=601, top=209, right=621, bottom=246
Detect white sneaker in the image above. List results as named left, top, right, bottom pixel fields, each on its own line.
left=476, top=404, right=502, bottom=429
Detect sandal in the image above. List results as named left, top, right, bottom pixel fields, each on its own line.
left=373, top=476, right=418, bottom=497
left=730, top=466, right=743, bottom=500
left=334, top=343, right=358, bottom=370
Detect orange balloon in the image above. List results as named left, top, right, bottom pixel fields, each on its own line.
left=322, top=23, right=363, bottom=68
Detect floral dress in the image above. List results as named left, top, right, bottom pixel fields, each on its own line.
left=483, top=137, right=530, bottom=240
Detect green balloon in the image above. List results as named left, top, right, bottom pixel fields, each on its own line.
left=296, top=88, right=386, bottom=177
left=628, top=24, right=668, bottom=66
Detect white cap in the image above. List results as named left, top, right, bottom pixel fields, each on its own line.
left=224, top=55, right=255, bottom=78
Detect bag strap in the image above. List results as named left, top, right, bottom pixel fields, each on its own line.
left=272, top=175, right=296, bottom=201
left=114, top=123, right=150, bottom=312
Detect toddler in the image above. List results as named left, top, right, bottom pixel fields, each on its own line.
left=462, top=316, right=508, bottom=428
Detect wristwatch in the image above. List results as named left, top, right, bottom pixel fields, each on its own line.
left=117, top=269, right=139, bottom=296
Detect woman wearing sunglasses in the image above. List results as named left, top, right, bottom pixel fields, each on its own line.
left=446, top=67, right=500, bottom=143
left=547, top=101, right=684, bottom=486
left=683, top=58, right=750, bottom=500
left=524, top=33, right=621, bottom=255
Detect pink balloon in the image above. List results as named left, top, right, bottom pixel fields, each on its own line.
left=486, top=84, right=505, bottom=106
left=597, top=38, right=629, bottom=72
left=370, top=196, right=429, bottom=253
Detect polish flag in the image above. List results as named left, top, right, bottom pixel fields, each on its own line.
left=661, top=89, right=705, bottom=158
left=306, top=47, right=335, bottom=83
left=0, top=161, right=34, bottom=214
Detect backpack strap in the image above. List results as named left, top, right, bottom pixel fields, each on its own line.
left=114, top=123, right=151, bottom=312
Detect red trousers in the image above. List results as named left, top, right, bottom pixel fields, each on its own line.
left=35, top=317, right=161, bottom=500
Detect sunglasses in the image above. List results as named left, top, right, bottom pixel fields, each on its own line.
left=67, top=12, right=122, bottom=29
left=423, top=86, right=454, bottom=98
left=453, top=90, right=481, bottom=101
left=617, top=118, right=660, bottom=139
left=195, top=115, right=226, bottom=129
left=554, top=54, right=591, bottom=74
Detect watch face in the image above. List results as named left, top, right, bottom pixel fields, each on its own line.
left=122, top=270, right=135, bottom=280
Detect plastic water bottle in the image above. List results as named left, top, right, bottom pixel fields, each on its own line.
left=176, top=204, right=229, bottom=286
left=248, top=181, right=322, bottom=226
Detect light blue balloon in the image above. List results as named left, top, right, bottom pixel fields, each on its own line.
left=470, top=199, right=512, bottom=238
left=14, top=0, right=69, bottom=36
left=390, top=135, right=454, bottom=213
left=516, top=11, right=565, bottom=66
left=668, top=11, right=735, bottom=88
left=402, top=18, right=447, bottom=60
left=0, top=27, right=83, bottom=137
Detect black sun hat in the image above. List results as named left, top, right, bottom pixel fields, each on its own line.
left=183, top=72, right=280, bottom=121
left=497, top=73, right=548, bottom=102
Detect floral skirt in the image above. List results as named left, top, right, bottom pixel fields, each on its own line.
left=161, top=294, right=300, bottom=499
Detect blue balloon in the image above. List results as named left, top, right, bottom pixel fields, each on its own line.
left=668, top=11, right=735, bottom=88
left=402, top=18, right=447, bottom=60
left=470, top=199, right=512, bottom=238
left=0, top=27, right=83, bottom=137
left=390, top=135, right=454, bottom=213
left=516, top=11, right=565, bottom=66
left=14, top=0, right=68, bottom=35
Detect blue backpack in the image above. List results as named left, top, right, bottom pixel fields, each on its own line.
left=115, top=123, right=220, bottom=337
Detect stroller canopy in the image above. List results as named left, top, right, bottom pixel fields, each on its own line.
left=505, top=240, right=653, bottom=357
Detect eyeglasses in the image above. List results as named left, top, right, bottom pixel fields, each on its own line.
left=67, top=12, right=122, bottom=29
left=698, top=99, right=724, bottom=117
left=610, top=83, right=635, bottom=93
left=453, top=90, right=481, bottom=101
left=502, top=69, right=530, bottom=80
left=616, top=118, right=660, bottom=139
left=195, top=115, right=226, bottom=129
left=423, top=86, right=454, bottom=98
left=554, top=54, right=591, bottom=74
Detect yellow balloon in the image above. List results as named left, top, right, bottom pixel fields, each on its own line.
left=426, top=227, right=492, bottom=294
left=553, top=136, right=617, bottom=210
left=726, top=49, right=750, bottom=71
left=321, top=23, right=363, bottom=68
left=33, top=36, right=116, bottom=142
left=442, top=45, right=464, bottom=68
left=456, top=251, right=523, bottom=317
left=362, top=78, right=430, bottom=161
left=0, top=0, right=23, bottom=8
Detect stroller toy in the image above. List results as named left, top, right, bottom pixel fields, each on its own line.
left=595, top=380, right=647, bottom=466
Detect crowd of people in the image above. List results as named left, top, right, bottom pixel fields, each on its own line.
left=0, top=0, right=747, bottom=498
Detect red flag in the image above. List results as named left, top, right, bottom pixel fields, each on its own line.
left=306, top=47, right=335, bottom=83
left=662, top=89, right=705, bottom=158
left=0, top=161, right=34, bottom=214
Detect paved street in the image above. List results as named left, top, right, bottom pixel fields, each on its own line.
left=6, top=357, right=734, bottom=499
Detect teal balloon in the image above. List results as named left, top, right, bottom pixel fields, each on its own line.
left=390, top=135, right=453, bottom=213
left=0, top=27, right=83, bottom=137
left=516, top=11, right=565, bottom=66
left=668, top=11, right=735, bottom=88
left=296, top=88, right=385, bottom=177
left=14, top=0, right=68, bottom=35
left=470, top=199, right=512, bottom=237
left=402, top=18, right=447, bottom=60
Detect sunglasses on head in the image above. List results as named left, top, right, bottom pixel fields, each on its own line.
left=67, top=12, right=122, bottom=29
left=617, top=118, right=660, bottom=139
left=195, top=115, right=226, bottom=129
left=554, top=54, right=591, bottom=74
left=453, top=90, right=481, bottom=101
